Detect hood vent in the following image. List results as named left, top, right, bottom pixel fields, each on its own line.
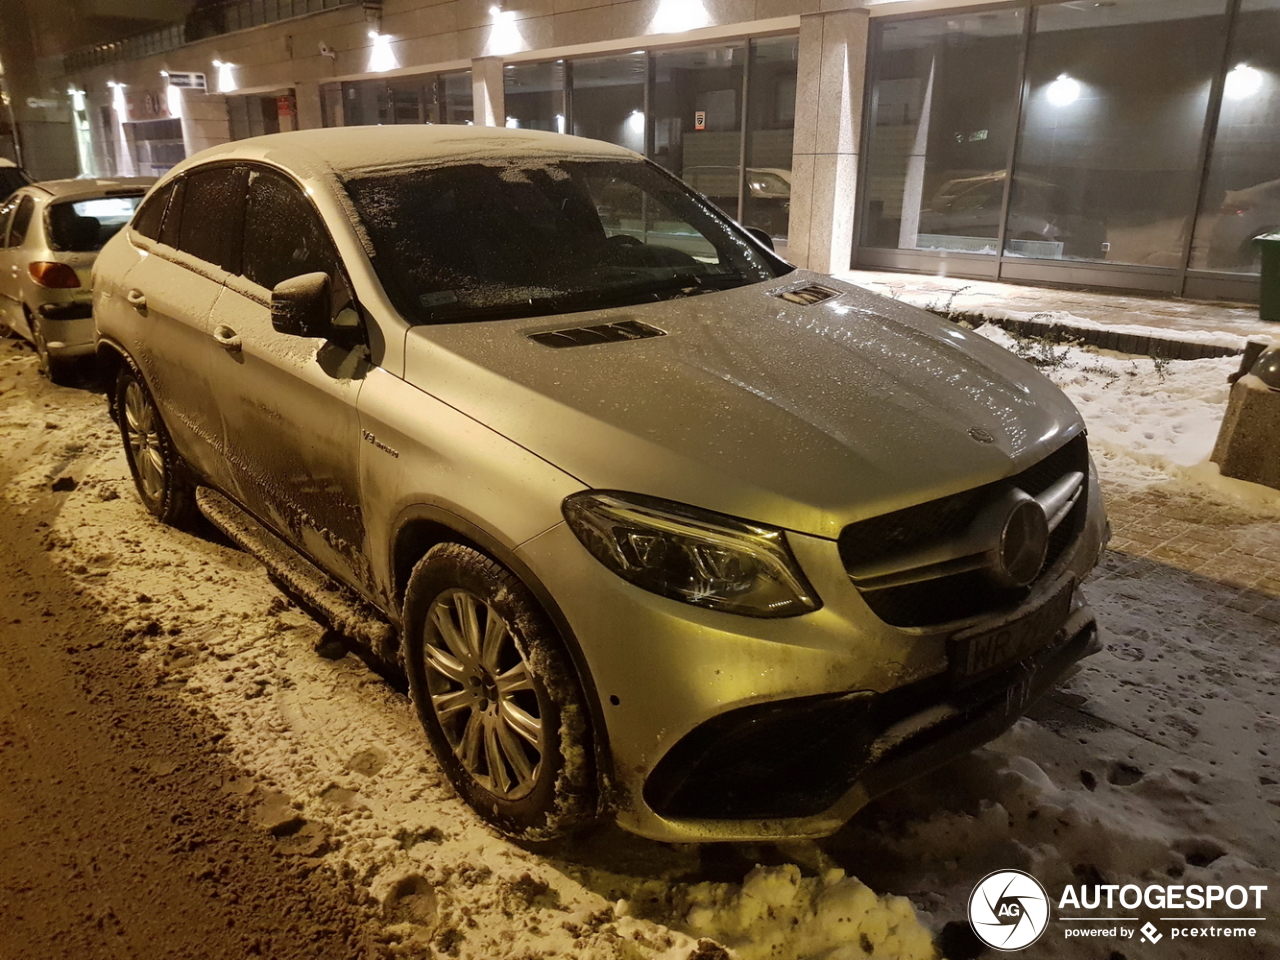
left=773, top=284, right=840, bottom=306
left=528, top=319, right=666, bottom=349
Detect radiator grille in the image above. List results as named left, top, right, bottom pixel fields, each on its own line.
left=839, top=434, right=1089, bottom=628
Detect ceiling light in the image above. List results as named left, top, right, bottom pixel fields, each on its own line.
left=1046, top=73, right=1081, bottom=106
left=1224, top=63, right=1263, bottom=101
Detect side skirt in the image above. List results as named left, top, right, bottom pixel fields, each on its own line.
left=196, top=487, right=399, bottom=666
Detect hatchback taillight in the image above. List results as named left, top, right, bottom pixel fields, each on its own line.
left=29, top=262, right=82, bottom=289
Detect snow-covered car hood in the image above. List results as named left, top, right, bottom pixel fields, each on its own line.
left=401, top=272, right=1084, bottom=539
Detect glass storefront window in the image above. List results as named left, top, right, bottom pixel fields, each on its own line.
left=336, top=73, right=473, bottom=127
left=126, top=119, right=184, bottom=177
left=651, top=45, right=746, bottom=220
left=228, top=95, right=281, bottom=140
left=861, top=10, right=1025, bottom=255
left=439, top=73, right=474, bottom=126
left=571, top=53, right=646, bottom=154
left=1010, top=0, right=1229, bottom=266
left=1191, top=0, right=1280, bottom=273
left=504, top=62, right=566, bottom=132
left=743, top=37, right=799, bottom=246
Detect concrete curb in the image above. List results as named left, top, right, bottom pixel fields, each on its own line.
left=936, top=310, right=1245, bottom=361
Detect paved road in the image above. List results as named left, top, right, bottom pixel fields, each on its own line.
left=0, top=347, right=387, bottom=960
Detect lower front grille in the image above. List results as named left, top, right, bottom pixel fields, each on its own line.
left=839, top=434, right=1089, bottom=628
left=642, top=608, right=1095, bottom=822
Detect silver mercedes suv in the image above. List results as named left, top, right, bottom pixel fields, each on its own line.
left=93, top=127, right=1107, bottom=843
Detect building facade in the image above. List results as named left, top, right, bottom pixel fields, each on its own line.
left=31, top=0, right=1280, bottom=301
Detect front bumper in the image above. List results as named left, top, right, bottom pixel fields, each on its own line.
left=516, top=474, right=1107, bottom=842
left=639, top=597, right=1097, bottom=839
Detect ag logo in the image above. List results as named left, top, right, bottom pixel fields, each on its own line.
left=968, top=870, right=1050, bottom=951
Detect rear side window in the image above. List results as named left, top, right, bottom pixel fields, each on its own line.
left=160, top=179, right=185, bottom=248
left=48, top=195, right=143, bottom=252
left=174, top=166, right=246, bottom=273
left=8, top=196, right=35, bottom=247
left=0, top=196, right=17, bottom=247
left=132, top=182, right=176, bottom=241
left=241, top=168, right=343, bottom=293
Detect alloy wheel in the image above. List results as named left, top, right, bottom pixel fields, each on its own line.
left=422, top=588, right=545, bottom=800
left=123, top=380, right=166, bottom=501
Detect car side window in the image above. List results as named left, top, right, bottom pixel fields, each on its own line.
left=133, top=181, right=176, bottom=241
left=8, top=196, right=36, bottom=247
left=241, top=168, right=342, bottom=291
left=241, top=167, right=354, bottom=317
left=175, top=166, right=246, bottom=273
left=159, top=179, right=185, bottom=248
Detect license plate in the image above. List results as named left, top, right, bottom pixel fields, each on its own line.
left=950, top=580, right=1074, bottom=681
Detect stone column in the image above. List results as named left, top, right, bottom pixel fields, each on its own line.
left=295, top=81, right=324, bottom=131
left=180, top=93, right=231, bottom=155
left=788, top=6, right=870, bottom=276
left=472, top=56, right=505, bottom=128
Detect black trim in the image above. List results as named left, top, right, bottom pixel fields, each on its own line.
left=38, top=302, right=93, bottom=320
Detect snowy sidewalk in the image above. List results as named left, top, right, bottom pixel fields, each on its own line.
left=839, top=269, right=1279, bottom=360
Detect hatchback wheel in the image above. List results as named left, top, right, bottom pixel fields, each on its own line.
left=403, top=543, right=596, bottom=840
left=31, top=314, right=71, bottom=385
left=115, top=368, right=197, bottom=527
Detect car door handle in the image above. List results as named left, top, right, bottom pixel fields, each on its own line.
left=126, top=288, right=147, bottom=310
left=212, top=324, right=242, bottom=351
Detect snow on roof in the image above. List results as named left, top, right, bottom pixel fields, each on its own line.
left=177, top=126, right=642, bottom=182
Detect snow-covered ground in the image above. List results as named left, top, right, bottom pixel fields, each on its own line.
left=3, top=326, right=1278, bottom=959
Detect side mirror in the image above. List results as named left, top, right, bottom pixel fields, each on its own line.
left=271, top=271, right=331, bottom=338
left=744, top=226, right=775, bottom=252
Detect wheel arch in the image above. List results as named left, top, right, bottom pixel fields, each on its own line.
left=390, top=504, right=615, bottom=811
left=96, top=337, right=132, bottom=422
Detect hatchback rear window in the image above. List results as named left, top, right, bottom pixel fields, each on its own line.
left=48, top=195, right=144, bottom=252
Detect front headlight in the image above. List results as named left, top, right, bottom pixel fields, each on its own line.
left=562, top=491, right=821, bottom=618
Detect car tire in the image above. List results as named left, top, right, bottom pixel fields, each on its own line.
left=31, top=314, right=71, bottom=385
left=403, top=543, right=597, bottom=840
left=115, top=367, right=198, bottom=527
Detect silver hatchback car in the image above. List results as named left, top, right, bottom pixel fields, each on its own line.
left=0, top=177, right=153, bottom=381
left=93, top=127, right=1107, bottom=843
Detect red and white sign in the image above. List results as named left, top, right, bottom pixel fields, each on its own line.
left=125, top=89, right=171, bottom=122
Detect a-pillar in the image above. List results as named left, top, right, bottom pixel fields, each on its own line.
left=788, top=5, right=870, bottom=276
left=472, top=56, right=505, bottom=128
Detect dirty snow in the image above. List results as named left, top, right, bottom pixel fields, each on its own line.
left=3, top=322, right=1279, bottom=958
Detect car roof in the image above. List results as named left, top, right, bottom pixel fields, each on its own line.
left=25, top=177, right=157, bottom=201
left=165, top=125, right=642, bottom=184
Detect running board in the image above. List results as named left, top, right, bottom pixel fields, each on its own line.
left=196, top=487, right=398, bottom=664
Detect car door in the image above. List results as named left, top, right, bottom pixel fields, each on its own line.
left=0, top=194, right=19, bottom=332
left=0, top=194, right=36, bottom=338
left=119, top=168, right=244, bottom=493
left=210, top=164, right=370, bottom=592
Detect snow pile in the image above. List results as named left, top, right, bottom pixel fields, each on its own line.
left=678, top=864, right=937, bottom=960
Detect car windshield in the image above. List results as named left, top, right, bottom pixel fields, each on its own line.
left=48, top=195, right=144, bottom=252
left=343, top=158, right=789, bottom=325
